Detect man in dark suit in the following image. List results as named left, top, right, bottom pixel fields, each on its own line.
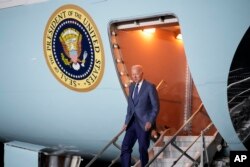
left=120, top=65, right=159, bottom=167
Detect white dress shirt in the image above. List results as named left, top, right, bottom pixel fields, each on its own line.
left=133, top=80, right=143, bottom=99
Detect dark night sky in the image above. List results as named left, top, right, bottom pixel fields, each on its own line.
left=230, top=26, right=250, bottom=70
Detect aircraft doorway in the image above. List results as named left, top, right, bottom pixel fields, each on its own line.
left=109, top=15, right=215, bottom=136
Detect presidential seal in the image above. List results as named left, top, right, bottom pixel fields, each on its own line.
left=44, top=4, right=104, bottom=92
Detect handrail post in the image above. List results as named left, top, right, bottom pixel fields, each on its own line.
left=200, top=131, right=204, bottom=167
left=200, top=123, right=213, bottom=167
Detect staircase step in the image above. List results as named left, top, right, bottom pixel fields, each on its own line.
left=163, top=136, right=214, bottom=149
left=153, top=146, right=201, bottom=158
left=164, top=136, right=214, bottom=143
left=150, top=158, right=193, bottom=167
left=150, top=134, right=219, bottom=167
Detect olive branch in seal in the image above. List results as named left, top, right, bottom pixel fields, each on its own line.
left=61, top=53, right=71, bottom=66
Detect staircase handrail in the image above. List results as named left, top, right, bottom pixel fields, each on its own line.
left=85, top=128, right=126, bottom=167
left=145, top=103, right=204, bottom=167
left=156, top=79, right=167, bottom=91
left=200, top=122, right=215, bottom=167
left=171, top=122, right=214, bottom=167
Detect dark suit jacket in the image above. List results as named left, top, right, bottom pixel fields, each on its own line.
left=125, top=80, right=159, bottom=130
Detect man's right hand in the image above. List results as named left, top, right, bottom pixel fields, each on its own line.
left=122, top=124, right=127, bottom=131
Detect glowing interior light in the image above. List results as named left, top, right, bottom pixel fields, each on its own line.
left=142, top=28, right=156, bottom=34
left=111, top=31, right=116, bottom=36
left=116, top=58, right=122, bottom=63
left=113, top=44, right=119, bottom=48
left=176, top=33, right=183, bottom=40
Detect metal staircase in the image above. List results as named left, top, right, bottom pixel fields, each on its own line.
left=84, top=80, right=222, bottom=167
left=148, top=133, right=221, bottom=167
left=84, top=103, right=222, bottom=167
left=145, top=104, right=222, bottom=167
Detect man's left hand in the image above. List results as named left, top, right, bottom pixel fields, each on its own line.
left=145, top=122, right=152, bottom=131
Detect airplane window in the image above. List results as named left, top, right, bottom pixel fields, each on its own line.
left=227, top=27, right=250, bottom=149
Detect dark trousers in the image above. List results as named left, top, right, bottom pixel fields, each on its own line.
left=120, top=118, right=150, bottom=167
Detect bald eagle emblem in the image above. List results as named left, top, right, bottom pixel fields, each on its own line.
left=59, top=28, right=88, bottom=71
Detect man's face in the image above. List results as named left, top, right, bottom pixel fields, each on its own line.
left=131, top=68, right=143, bottom=83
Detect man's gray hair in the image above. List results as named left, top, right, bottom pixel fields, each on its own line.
left=131, top=65, right=143, bottom=72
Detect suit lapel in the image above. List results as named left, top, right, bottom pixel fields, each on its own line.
left=129, top=84, right=136, bottom=106
left=130, top=83, right=135, bottom=99
left=138, top=80, right=146, bottom=98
